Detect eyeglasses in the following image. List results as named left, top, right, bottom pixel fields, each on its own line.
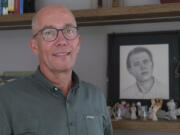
left=33, top=26, right=78, bottom=42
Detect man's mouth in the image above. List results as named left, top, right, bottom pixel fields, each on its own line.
left=53, top=52, right=71, bottom=56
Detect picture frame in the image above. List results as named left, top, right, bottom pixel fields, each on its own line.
left=107, top=31, right=180, bottom=109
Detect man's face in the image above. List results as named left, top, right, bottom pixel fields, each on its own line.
left=128, top=52, right=153, bottom=82
left=30, top=7, right=81, bottom=73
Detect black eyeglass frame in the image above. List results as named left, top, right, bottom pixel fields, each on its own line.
left=33, top=26, right=79, bottom=42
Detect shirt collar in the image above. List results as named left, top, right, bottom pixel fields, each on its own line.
left=32, top=67, right=80, bottom=91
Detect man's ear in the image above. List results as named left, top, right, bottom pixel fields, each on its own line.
left=29, top=38, right=39, bottom=56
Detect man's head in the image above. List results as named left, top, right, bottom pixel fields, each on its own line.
left=127, top=47, right=153, bottom=82
left=29, top=5, right=81, bottom=74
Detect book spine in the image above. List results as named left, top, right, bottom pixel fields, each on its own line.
left=20, top=0, right=23, bottom=14
left=8, top=0, right=10, bottom=12
left=14, top=0, right=20, bottom=14
left=2, top=0, right=8, bottom=15
left=0, top=0, right=2, bottom=15
left=11, top=0, right=14, bottom=13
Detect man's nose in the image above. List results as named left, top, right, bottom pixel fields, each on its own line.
left=56, top=31, right=67, bottom=45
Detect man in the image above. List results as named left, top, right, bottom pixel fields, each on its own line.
left=0, top=5, right=113, bottom=135
left=121, top=47, right=168, bottom=99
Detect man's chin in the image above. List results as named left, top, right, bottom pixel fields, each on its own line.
left=54, top=66, right=74, bottom=73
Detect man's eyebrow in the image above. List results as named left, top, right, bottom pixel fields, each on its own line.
left=64, top=24, right=76, bottom=27
left=42, top=25, right=55, bottom=29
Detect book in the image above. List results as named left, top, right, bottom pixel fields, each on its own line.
left=8, top=0, right=11, bottom=12
left=12, top=0, right=14, bottom=12
left=0, top=0, right=2, bottom=15
left=14, top=0, right=20, bottom=14
left=8, top=0, right=14, bottom=13
left=20, top=0, right=23, bottom=14
left=2, top=0, right=8, bottom=15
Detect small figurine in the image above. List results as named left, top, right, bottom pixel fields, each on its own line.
left=107, top=106, right=113, bottom=119
left=151, top=98, right=163, bottom=121
left=167, top=99, right=177, bottom=120
left=147, top=106, right=153, bottom=119
left=130, top=103, right=137, bottom=120
left=141, top=106, right=148, bottom=120
left=112, top=102, right=122, bottom=120
left=120, top=101, right=126, bottom=117
left=136, top=101, right=142, bottom=118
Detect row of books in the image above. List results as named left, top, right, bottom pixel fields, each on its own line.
left=0, top=0, right=35, bottom=15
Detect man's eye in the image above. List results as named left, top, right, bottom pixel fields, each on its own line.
left=44, top=31, right=53, bottom=35
left=42, top=29, right=55, bottom=36
left=64, top=28, right=73, bottom=34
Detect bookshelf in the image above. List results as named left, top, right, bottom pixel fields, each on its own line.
left=112, top=119, right=180, bottom=132
left=1, top=3, right=180, bottom=30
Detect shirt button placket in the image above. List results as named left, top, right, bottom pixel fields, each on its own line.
left=66, top=96, right=74, bottom=135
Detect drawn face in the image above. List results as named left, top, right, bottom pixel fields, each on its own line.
left=128, top=52, right=153, bottom=82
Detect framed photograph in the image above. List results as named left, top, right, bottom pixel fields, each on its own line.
left=107, top=31, right=180, bottom=107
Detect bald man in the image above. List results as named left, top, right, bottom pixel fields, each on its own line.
left=0, top=5, right=113, bottom=135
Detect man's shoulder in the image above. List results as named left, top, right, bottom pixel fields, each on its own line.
left=79, top=80, right=104, bottom=95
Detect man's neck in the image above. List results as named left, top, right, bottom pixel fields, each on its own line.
left=40, top=67, right=72, bottom=97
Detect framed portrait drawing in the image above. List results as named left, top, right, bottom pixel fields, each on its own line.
left=107, top=31, right=180, bottom=107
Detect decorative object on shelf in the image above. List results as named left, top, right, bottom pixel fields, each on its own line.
left=167, top=99, right=177, bottom=120
left=151, top=98, right=163, bottom=121
left=121, top=101, right=131, bottom=119
left=136, top=102, right=142, bottom=118
left=113, top=102, right=122, bottom=120
left=160, top=0, right=180, bottom=4
left=136, top=102, right=148, bottom=120
left=130, top=103, right=137, bottom=120
left=141, top=106, right=148, bottom=120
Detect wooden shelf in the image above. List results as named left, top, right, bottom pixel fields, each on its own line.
left=73, top=3, right=180, bottom=26
left=0, top=13, right=34, bottom=30
left=1, top=3, right=180, bottom=29
left=112, top=119, right=180, bottom=132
